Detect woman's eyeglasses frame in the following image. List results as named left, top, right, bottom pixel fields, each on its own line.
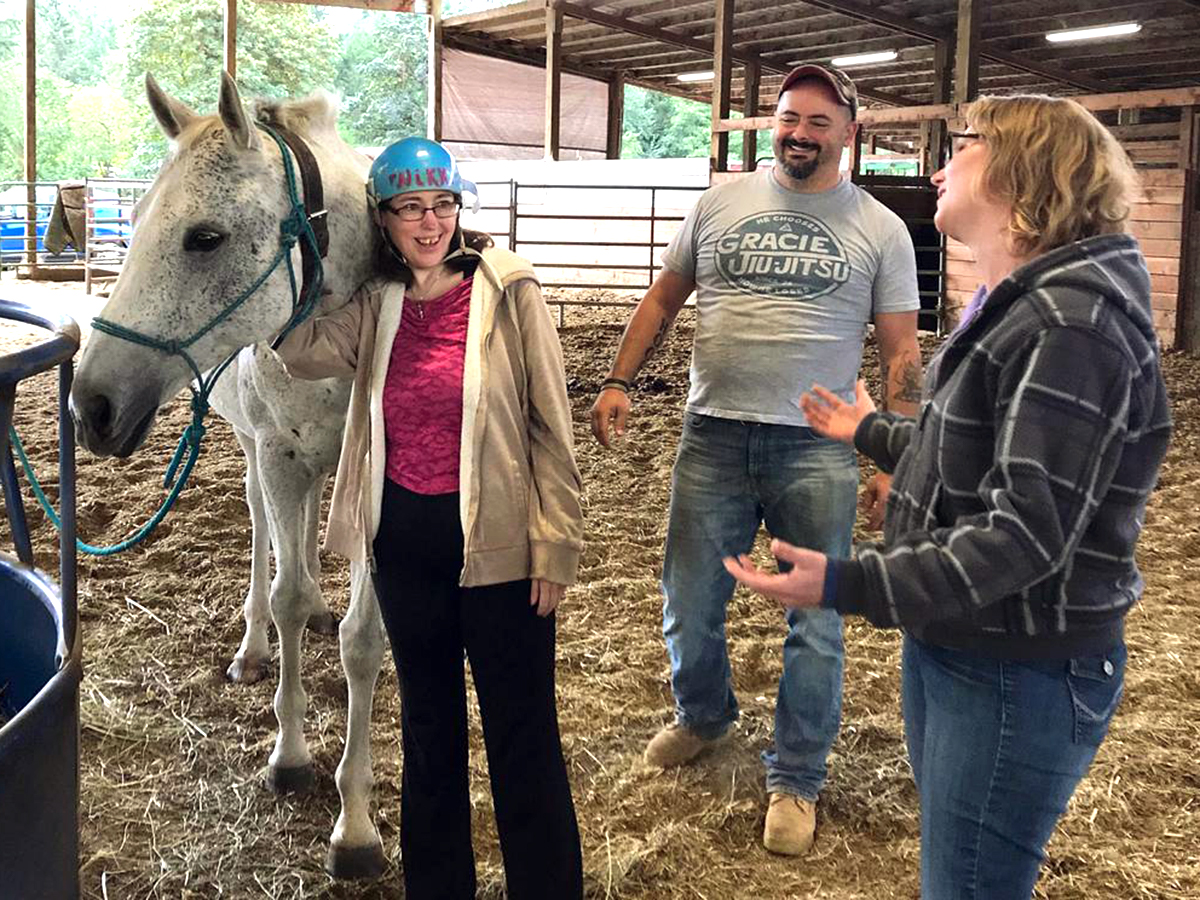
left=383, top=199, right=461, bottom=222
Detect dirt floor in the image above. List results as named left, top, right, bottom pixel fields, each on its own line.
left=0, top=277, right=1197, bottom=899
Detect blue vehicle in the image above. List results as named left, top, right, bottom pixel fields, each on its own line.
left=0, top=184, right=131, bottom=264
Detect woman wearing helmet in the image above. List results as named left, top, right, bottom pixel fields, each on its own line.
left=279, top=136, right=583, bottom=898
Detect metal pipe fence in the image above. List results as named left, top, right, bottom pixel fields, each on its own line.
left=83, top=178, right=150, bottom=295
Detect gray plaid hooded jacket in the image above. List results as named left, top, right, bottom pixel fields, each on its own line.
left=829, top=233, right=1172, bottom=660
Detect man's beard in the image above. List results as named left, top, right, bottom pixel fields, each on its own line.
left=775, top=139, right=825, bottom=181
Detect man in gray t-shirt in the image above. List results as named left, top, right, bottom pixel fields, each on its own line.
left=590, top=64, right=921, bottom=857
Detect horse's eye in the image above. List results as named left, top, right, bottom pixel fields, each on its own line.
left=183, top=228, right=226, bottom=252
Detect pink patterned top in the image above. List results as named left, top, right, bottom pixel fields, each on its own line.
left=382, top=277, right=473, bottom=494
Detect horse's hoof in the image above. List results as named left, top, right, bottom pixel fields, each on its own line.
left=326, top=841, right=387, bottom=880
left=267, top=762, right=316, bottom=794
left=226, top=656, right=269, bottom=684
left=306, top=610, right=339, bottom=636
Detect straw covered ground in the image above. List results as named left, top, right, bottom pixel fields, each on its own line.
left=0, top=280, right=1197, bottom=899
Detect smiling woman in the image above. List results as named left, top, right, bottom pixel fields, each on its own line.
left=275, top=135, right=587, bottom=899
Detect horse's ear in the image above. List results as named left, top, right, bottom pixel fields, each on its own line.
left=218, top=71, right=261, bottom=151
left=145, top=73, right=198, bottom=140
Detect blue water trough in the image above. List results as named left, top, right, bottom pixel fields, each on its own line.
left=0, top=298, right=81, bottom=900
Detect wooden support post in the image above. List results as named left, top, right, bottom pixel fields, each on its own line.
left=23, top=0, right=36, bottom=276
left=544, top=6, right=562, bottom=160
left=742, top=61, right=760, bottom=172
left=1179, top=107, right=1200, bottom=353
left=922, top=39, right=951, bottom=175
left=849, top=125, right=863, bottom=182
left=606, top=74, right=624, bottom=159
left=224, top=0, right=237, bottom=80
left=1180, top=106, right=1198, bottom=170
left=954, top=0, right=979, bottom=106
left=427, top=0, right=443, bottom=140
left=710, top=0, right=733, bottom=174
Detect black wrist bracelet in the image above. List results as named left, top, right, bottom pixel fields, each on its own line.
left=601, top=377, right=630, bottom=393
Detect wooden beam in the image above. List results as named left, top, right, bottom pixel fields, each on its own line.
left=778, top=0, right=1121, bottom=95
left=224, top=0, right=237, bottom=80
left=1181, top=107, right=1199, bottom=171
left=428, top=0, right=443, bottom=140
left=743, top=61, right=760, bottom=171
left=1067, top=86, right=1200, bottom=113
left=714, top=102, right=958, bottom=132
left=954, top=0, right=979, bottom=104
left=795, top=0, right=952, bottom=43
left=456, top=0, right=926, bottom=109
left=441, top=31, right=684, bottom=98
left=711, top=0, right=733, bottom=174
left=1177, top=168, right=1200, bottom=354
left=981, top=47, right=1109, bottom=93
left=259, top=0, right=418, bottom=10
left=23, top=0, right=36, bottom=273
left=849, top=124, right=863, bottom=181
left=922, top=39, right=951, bottom=174
left=443, top=0, right=543, bottom=29
left=545, top=6, right=562, bottom=159
left=606, top=74, right=624, bottom=159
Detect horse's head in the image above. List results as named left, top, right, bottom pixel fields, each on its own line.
left=71, top=72, right=351, bottom=457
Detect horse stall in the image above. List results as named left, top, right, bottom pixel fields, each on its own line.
left=0, top=299, right=81, bottom=899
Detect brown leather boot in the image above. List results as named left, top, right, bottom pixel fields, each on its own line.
left=763, top=792, right=817, bottom=856
left=643, top=723, right=719, bottom=768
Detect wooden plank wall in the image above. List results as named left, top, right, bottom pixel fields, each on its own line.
left=946, top=119, right=1186, bottom=348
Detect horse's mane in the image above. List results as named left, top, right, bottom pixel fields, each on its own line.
left=254, top=91, right=340, bottom=139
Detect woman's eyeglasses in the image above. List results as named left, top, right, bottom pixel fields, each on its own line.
left=947, top=131, right=985, bottom=156
left=384, top=198, right=461, bottom=221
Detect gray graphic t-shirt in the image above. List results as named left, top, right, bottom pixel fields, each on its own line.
left=662, top=168, right=919, bottom=426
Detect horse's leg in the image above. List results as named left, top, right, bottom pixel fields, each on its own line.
left=326, top=560, right=387, bottom=879
left=257, top=444, right=321, bottom=794
left=227, top=428, right=272, bottom=684
left=304, top=474, right=338, bottom=636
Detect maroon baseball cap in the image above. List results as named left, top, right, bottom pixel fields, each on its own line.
left=777, top=64, right=858, bottom=119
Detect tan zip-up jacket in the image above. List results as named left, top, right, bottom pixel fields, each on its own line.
left=277, top=246, right=583, bottom=587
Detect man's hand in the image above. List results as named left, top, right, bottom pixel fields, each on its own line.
left=861, top=472, right=891, bottom=530
left=722, top=539, right=828, bottom=609
left=530, top=578, right=565, bottom=617
left=799, top=380, right=876, bottom=445
left=590, top=387, right=630, bottom=448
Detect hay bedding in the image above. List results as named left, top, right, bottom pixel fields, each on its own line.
left=0, top=281, right=1196, bottom=899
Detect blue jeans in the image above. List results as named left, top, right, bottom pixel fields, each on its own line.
left=902, top=635, right=1126, bottom=900
left=661, top=413, right=858, bottom=800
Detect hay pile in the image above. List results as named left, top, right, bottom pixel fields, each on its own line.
left=0, top=282, right=1196, bottom=899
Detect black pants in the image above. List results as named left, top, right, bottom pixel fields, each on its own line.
left=373, top=479, right=583, bottom=900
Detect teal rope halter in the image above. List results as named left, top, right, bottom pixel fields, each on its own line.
left=13, top=122, right=325, bottom=555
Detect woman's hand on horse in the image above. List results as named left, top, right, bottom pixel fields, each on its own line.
left=800, top=380, right=875, bottom=445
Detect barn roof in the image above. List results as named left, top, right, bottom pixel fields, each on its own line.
left=441, top=0, right=1200, bottom=111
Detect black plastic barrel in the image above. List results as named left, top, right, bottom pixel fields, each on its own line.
left=0, top=298, right=81, bottom=900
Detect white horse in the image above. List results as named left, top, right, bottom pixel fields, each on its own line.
left=70, top=72, right=388, bottom=879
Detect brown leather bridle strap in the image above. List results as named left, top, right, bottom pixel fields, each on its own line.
left=269, top=123, right=330, bottom=299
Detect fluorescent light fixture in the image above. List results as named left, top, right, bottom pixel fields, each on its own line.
left=677, top=71, right=715, bottom=82
left=831, top=50, right=898, bottom=67
left=1046, top=22, right=1141, bottom=42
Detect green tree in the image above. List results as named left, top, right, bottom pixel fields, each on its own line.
left=622, top=86, right=710, bottom=160
left=36, top=0, right=118, bottom=87
left=335, top=13, right=427, bottom=147
left=622, top=85, right=773, bottom=167
left=120, top=0, right=340, bottom=175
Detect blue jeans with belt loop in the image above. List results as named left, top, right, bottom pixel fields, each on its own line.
left=661, top=412, right=858, bottom=800
left=902, top=634, right=1126, bottom=899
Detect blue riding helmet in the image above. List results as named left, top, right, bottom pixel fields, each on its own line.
left=367, top=137, right=479, bottom=212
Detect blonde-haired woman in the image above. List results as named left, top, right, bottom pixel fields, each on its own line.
left=724, top=94, right=1173, bottom=898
